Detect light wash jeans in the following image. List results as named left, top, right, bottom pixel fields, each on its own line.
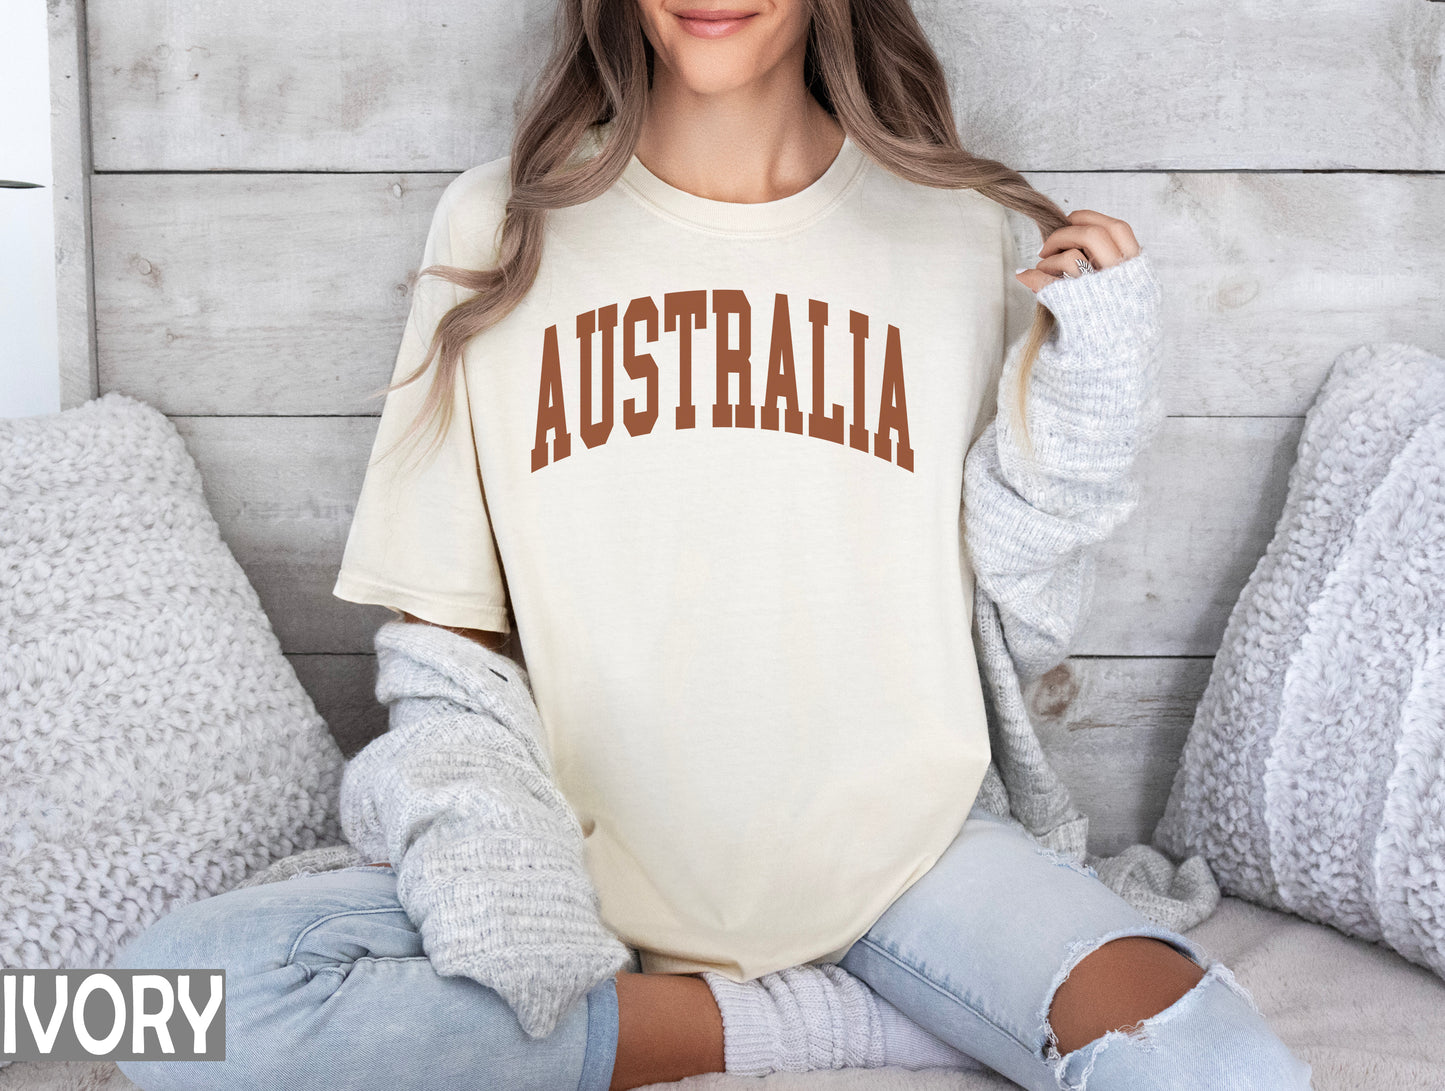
left=836, top=802, right=1315, bottom=1090
left=113, top=802, right=1313, bottom=1090
left=112, top=862, right=618, bottom=1091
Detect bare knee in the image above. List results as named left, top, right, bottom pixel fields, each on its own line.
left=1045, top=935, right=1206, bottom=1057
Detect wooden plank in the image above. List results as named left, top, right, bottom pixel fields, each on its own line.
left=94, top=171, right=1445, bottom=418
left=169, top=414, right=1296, bottom=659
left=169, top=415, right=396, bottom=654
left=88, top=0, right=1445, bottom=172
left=48, top=0, right=98, bottom=408
left=1024, top=656, right=1215, bottom=856
left=1084, top=415, right=1305, bottom=657
left=93, top=173, right=451, bottom=415
left=88, top=0, right=551, bottom=172
left=285, top=653, right=387, bottom=759
left=1004, top=171, right=1445, bottom=417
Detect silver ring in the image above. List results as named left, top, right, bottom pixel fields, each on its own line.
left=1073, top=257, right=1095, bottom=277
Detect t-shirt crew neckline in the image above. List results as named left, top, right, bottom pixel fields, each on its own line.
left=588, top=120, right=868, bottom=238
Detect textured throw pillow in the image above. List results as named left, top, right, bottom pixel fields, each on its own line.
left=0, top=391, right=346, bottom=978
left=1154, top=341, right=1445, bottom=981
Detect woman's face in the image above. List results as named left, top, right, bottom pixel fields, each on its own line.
left=634, top=1, right=812, bottom=97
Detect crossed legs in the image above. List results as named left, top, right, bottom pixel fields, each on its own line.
left=111, top=835, right=1305, bottom=1091
left=605, top=936, right=1208, bottom=1089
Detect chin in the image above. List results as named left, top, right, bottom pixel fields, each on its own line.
left=648, top=6, right=783, bottom=95
left=667, top=57, right=765, bottom=97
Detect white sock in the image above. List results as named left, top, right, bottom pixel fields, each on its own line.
left=701, top=962, right=982, bottom=1076
left=701, top=963, right=886, bottom=1076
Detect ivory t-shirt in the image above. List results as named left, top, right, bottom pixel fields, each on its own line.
left=333, top=120, right=1037, bottom=979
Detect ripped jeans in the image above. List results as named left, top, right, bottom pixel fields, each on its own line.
left=837, top=801, right=1315, bottom=1090
left=112, top=801, right=1313, bottom=1091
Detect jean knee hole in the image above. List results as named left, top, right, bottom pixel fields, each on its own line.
left=1045, top=972, right=1224, bottom=1090
left=1040, top=930, right=1213, bottom=1069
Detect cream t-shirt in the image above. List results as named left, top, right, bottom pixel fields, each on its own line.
left=333, top=120, right=1036, bottom=979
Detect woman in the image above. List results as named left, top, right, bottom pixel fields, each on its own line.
left=114, top=1, right=1315, bottom=1089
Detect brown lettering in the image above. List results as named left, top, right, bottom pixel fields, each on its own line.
left=874, top=323, right=914, bottom=472
left=533, top=290, right=914, bottom=474
left=848, top=310, right=871, bottom=454
left=530, top=323, right=571, bottom=471
left=622, top=297, right=659, bottom=437
left=712, top=289, right=755, bottom=428
left=664, top=290, right=707, bottom=430
left=577, top=304, right=616, bottom=449
left=760, top=293, right=803, bottom=434
left=807, top=298, right=844, bottom=445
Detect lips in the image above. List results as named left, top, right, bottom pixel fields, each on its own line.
left=674, top=9, right=758, bottom=38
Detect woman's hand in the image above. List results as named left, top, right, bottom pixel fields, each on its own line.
left=1014, top=209, right=1143, bottom=294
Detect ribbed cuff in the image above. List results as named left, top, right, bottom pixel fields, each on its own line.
left=996, top=258, right=1163, bottom=487
left=701, top=965, right=887, bottom=1076
left=578, top=975, right=621, bottom=1091
left=374, top=616, right=528, bottom=697
left=702, top=971, right=783, bottom=1077
left=1033, top=248, right=1161, bottom=353
left=819, top=963, right=887, bottom=1069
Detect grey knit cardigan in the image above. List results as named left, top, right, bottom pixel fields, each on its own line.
left=963, top=250, right=1218, bottom=925
left=325, top=247, right=1219, bottom=1039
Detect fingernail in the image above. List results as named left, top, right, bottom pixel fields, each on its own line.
left=1013, top=266, right=1030, bottom=275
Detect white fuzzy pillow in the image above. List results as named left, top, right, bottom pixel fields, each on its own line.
left=0, top=391, right=346, bottom=976
left=1153, top=342, right=1445, bottom=981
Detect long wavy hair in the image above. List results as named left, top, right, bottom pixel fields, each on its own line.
left=369, top=0, right=1069, bottom=471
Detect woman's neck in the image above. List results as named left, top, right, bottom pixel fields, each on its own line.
left=631, top=74, right=844, bottom=206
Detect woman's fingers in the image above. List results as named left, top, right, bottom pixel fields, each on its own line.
left=1039, top=223, right=1124, bottom=268
left=1035, top=247, right=1102, bottom=279
left=1039, top=209, right=1140, bottom=268
left=1015, top=240, right=1115, bottom=292
left=1014, top=266, right=1061, bottom=293
left=1014, top=209, right=1145, bottom=291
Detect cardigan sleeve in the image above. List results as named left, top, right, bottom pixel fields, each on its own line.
left=338, top=619, right=631, bottom=1040
left=962, top=217, right=1165, bottom=683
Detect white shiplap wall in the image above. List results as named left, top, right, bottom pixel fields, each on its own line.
left=2, top=0, right=62, bottom=417
left=75, top=0, right=1445, bottom=850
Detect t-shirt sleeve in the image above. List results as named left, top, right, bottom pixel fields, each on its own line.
left=967, top=205, right=1038, bottom=453
left=331, top=179, right=511, bottom=633
left=1000, top=210, right=1041, bottom=373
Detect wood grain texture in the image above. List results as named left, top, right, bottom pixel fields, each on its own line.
left=1005, top=173, right=1445, bottom=417
left=285, top=653, right=387, bottom=759
left=88, top=1, right=553, bottom=172
left=94, top=171, right=1445, bottom=418
left=92, top=173, right=451, bottom=415
left=1088, top=415, right=1304, bottom=657
left=88, top=0, right=1445, bottom=171
left=168, top=415, right=391, bottom=654
left=1024, top=656, right=1214, bottom=854
left=49, top=0, right=98, bottom=409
